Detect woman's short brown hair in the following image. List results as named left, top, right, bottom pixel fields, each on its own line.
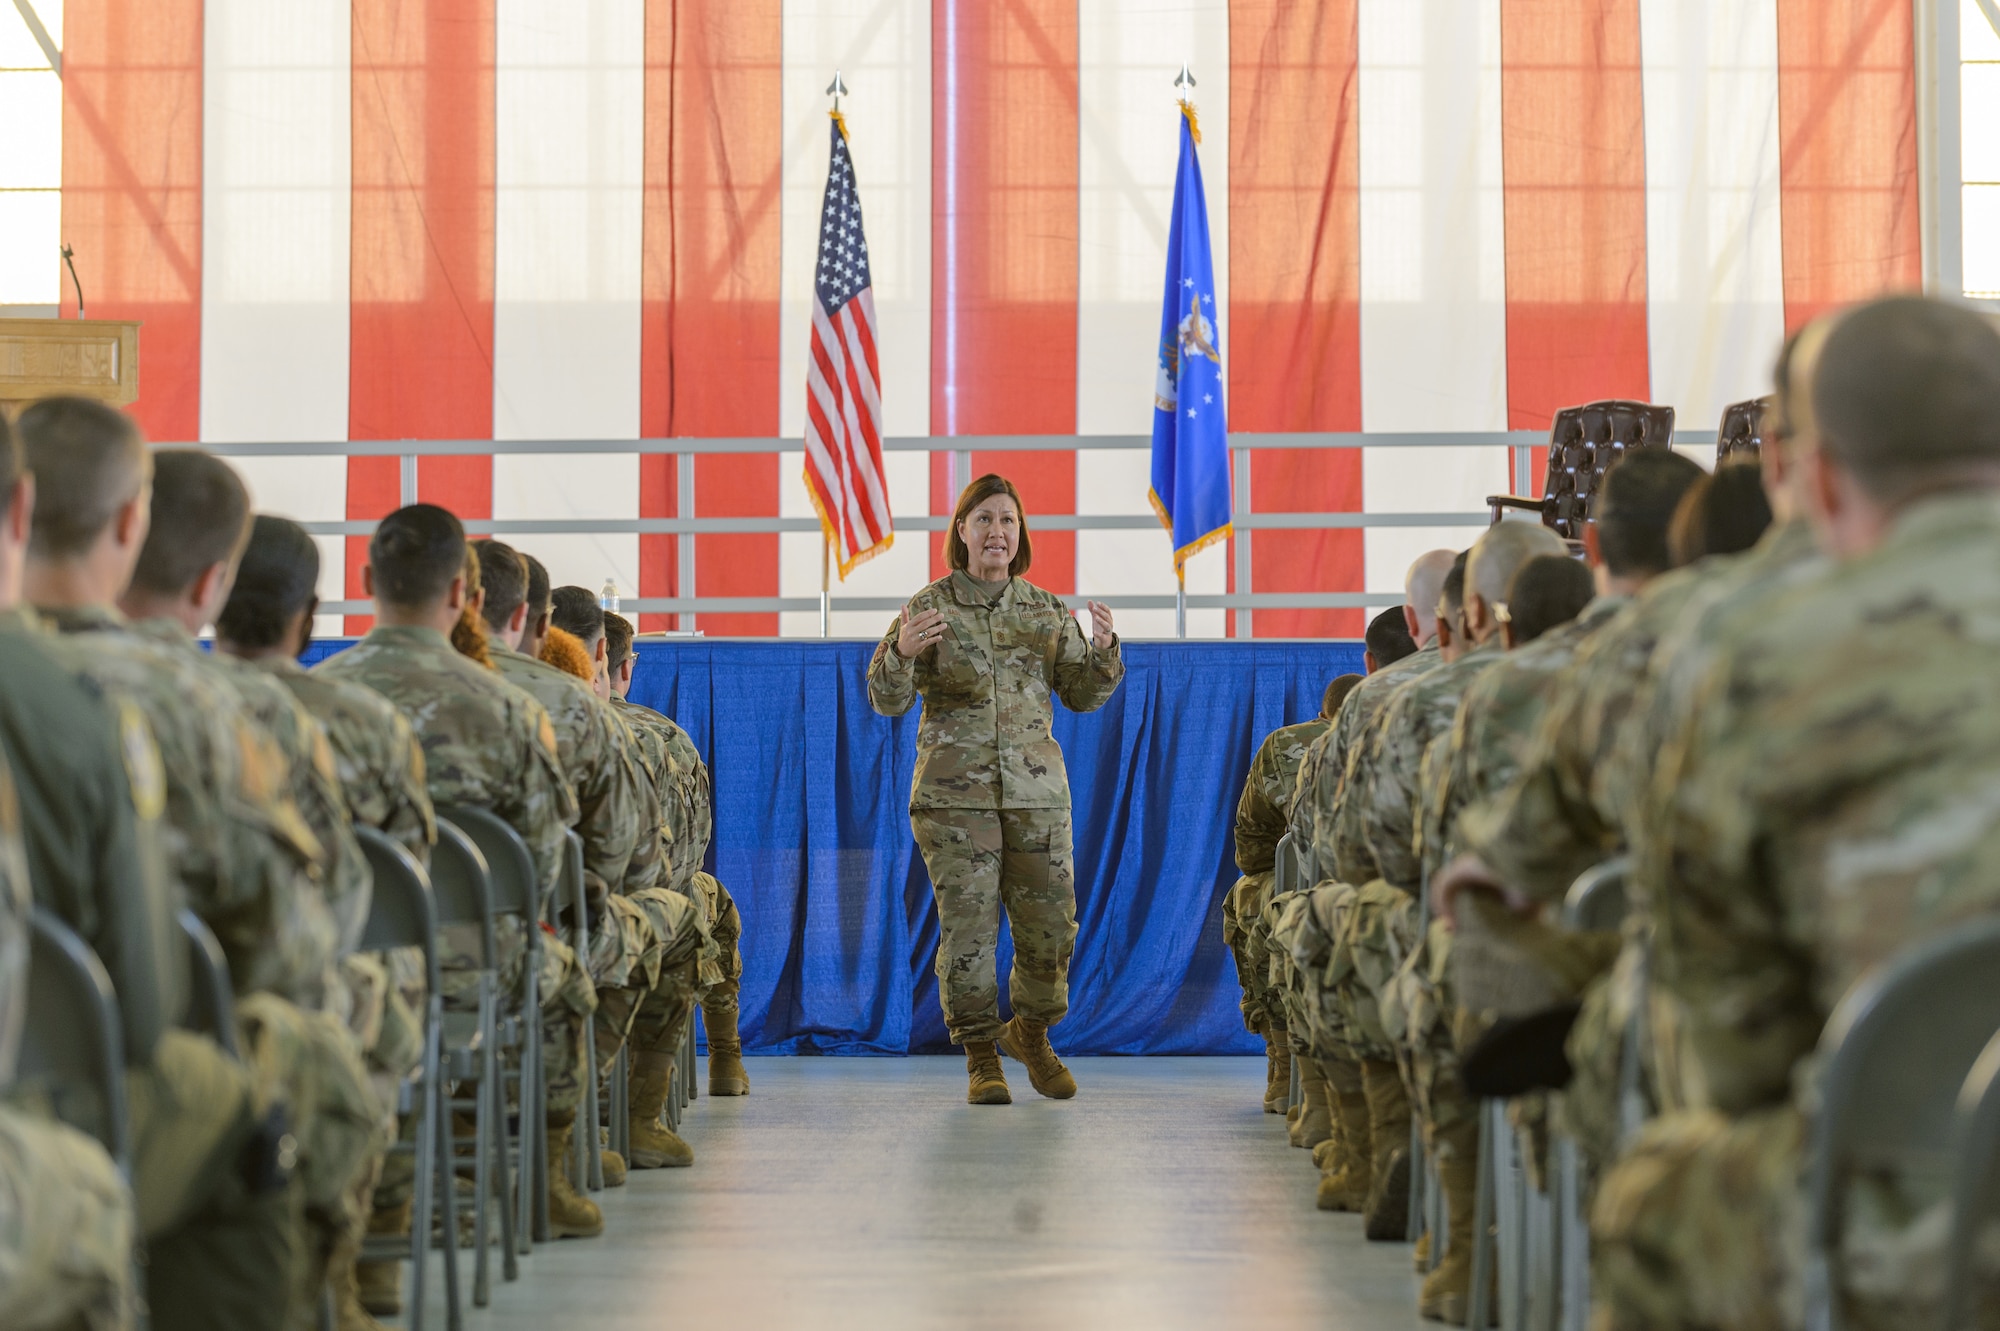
left=944, top=473, right=1033, bottom=577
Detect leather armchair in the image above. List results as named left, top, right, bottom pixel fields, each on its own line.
left=1488, top=399, right=1676, bottom=541
left=1716, top=397, right=1770, bottom=463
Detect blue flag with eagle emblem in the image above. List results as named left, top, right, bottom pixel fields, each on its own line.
left=1149, top=105, right=1231, bottom=570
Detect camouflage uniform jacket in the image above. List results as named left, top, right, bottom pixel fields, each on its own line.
left=868, top=571, right=1124, bottom=810
left=1456, top=522, right=1820, bottom=907
left=611, top=697, right=708, bottom=894
left=1235, top=717, right=1332, bottom=874
left=196, top=639, right=372, bottom=956
left=492, top=645, right=664, bottom=901
left=1418, top=597, right=1625, bottom=884
left=1638, top=494, right=2000, bottom=1119
left=253, top=656, right=435, bottom=866
left=1294, top=644, right=1441, bottom=883
left=316, top=625, right=577, bottom=897
left=1334, top=640, right=1502, bottom=893
left=0, top=609, right=183, bottom=1061
left=37, top=603, right=336, bottom=1002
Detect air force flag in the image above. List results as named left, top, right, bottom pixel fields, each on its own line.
left=1149, top=105, right=1232, bottom=571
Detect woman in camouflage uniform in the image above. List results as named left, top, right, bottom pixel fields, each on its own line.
left=867, top=475, right=1124, bottom=1105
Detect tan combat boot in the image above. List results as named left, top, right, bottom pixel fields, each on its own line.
left=545, top=1112, right=606, bottom=1238
left=1319, top=1058, right=1372, bottom=1210
left=354, top=1201, right=409, bottom=1316
left=705, top=1001, right=750, bottom=1096
left=327, top=1227, right=389, bottom=1331
left=1291, top=1058, right=1334, bottom=1149
left=997, top=1015, right=1078, bottom=1099
left=1263, top=1028, right=1293, bottom=1114
left=965, top=1041, right=1012, bottom=1104
left=1413, top=1228, right=1433, bottom=1273
left=627, top=1049, right=695, bottom=1167
left=1419, top=1120, right=1489, bottom=1325
left=1360, top=1057, right=1414, bottom=1242
left=600, top=1133, right=628, bottom=1188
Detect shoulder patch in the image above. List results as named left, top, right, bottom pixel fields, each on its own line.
left=118, top=702, right=167, bottom=822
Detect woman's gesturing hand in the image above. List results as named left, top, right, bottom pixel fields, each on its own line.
left=897, top=606, right=947, bottom=659
left=1086, top=600, right=1114, bottom=650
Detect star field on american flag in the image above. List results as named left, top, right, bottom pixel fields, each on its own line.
left=814, top=132, right=872, bottom=313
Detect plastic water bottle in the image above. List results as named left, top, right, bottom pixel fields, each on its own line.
left=600, top=579, right=620, bottom=613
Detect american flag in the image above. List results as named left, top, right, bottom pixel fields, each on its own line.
left=803, top=114, right=893, bottom=580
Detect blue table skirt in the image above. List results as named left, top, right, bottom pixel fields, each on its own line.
left=303, top=637, right=1364, bottom=1055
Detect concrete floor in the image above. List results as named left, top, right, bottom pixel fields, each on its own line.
left=413, top=1056, right=1429, bottom=1331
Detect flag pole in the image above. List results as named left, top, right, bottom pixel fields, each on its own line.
left=819, top=66, right=847, bottom=645
left=1173, top=59, right=1196, bottom=645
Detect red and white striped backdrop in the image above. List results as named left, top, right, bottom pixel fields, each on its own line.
left=56, top=0, right=1919, bottom=638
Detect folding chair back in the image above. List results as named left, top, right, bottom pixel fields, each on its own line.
left=1808, top=918, right=2000, bottom=1329
left=177, top=908, right=239, bottom=1058
left=437, top=805, right=539, bottom=924
left=428, top=818, right=498, bottom=967
left=1562, top=857, right=1630, bottom=931
left=20, top=908, right=131, bottom=1175
left=356, top=828, right=441, bottom=996
left=354, top=825, right=458, bottom=1331
left=432, top=810, right=533, bottom=1293
left=1946, top=1030, right=2000, bottom=1330
left=1273, top=832, right=1298, bottom=899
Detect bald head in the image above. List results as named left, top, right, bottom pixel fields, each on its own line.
left=1465, top=521, right=1567, bottom=645
left=1402, top=549, right=1458, bottom=646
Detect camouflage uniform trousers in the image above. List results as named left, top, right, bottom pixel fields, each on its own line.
left=376, top=921, right=596, bottom=1210
left=1325, top=880, right=1420, bottom=1064
left=589, top=886, right=707, bottom=1083
left=0, top=1103, right=134, bottom=1331
left=910, top=807, right=1079, bottom=1046
left=1590, top=1106, right=1806, bottom=1331
left=1274, top=884, right=1351, bottom=1058
left=696, top=873, right=744, bottom=1025
left=1223, top=870, right=1279, bottom=1034
left=1263, top=890, right=1313, bottom=1044
left=1380, top=918, right=1479, bottom=1159
left=236, top=992, right=390, bottom=1319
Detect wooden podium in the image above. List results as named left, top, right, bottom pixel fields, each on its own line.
left=0, top=318, right=139, bottom=406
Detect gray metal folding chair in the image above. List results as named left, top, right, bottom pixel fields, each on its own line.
left=176, top=908, right=239, bottom=1058
left=19, top=908, right=145, bottom=1329
left=1945, top=1028, right=2000, bottom=1330
left=427, top=816, right=510, bottom=1310
left=21, top=908, right=132, bottom=1174
left=354, top=826, right=453, bottom=1331
left=437, top=805, right=545, bottom=1261
left=1519, top=856, right=1638, bottom=1331
left=1562, top=857, right=1629, bottom=933
left=1806, top=918, right=2000, bottom=1331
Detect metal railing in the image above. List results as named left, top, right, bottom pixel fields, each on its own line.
left=184, top=430, right=1723, bottom=633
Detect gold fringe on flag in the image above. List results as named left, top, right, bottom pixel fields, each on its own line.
left=1178, top=99, right=1201, bottom=144
left=804, top=467, right=894, bottom=581
left=830, top=106, right=850, bottom=141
